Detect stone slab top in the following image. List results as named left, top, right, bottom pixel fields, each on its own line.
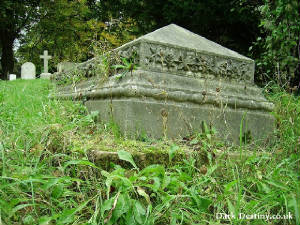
left=119, top=24, right=252, bottom=62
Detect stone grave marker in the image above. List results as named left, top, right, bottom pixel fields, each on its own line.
left=21, top=62, right=36, bottom=79
left=9, top=74, right=17, bottom=81
left=40, top=50, right=52, bottom=79
left=57, top=61, right=77, bottom=73
left=54, top=24, right=275, bottom=144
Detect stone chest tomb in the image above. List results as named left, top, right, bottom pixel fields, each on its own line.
left=55, top=24, right=275, bottom=144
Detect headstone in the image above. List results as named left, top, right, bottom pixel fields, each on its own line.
left=40, top=50, right=52, bottom=79
left=54, top=24, right=275, bottom=144
left=9, top=74, right=17, bottom=81
left=21, top=62, right=36, bottom=79
left=57, top=61, right=77, bottom=73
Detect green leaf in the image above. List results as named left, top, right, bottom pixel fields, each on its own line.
left=101, top=198, right=114, bottom=217
left=117, top=150, right=138, bottom=169
left=137, top=187, right=151, bottom=204
left=206, top=133, right=212, bottom=140
left=190, top=138, right=199, bottom=145
left=51, top=184, right=64, bottom=199
left=0, top=142, right=5, bottom=176
left=162, top=175, right=171, bottom=189
left=113, top=193, right=130, bottom=220
left=227, top=199, right=236, bottom=218
left=168, top=145, right=179, bottom=162
left=10, top=204, right=34, bottom=217
left=152, top=177, right=161, bottom=191
left=198, top=197, right=212, bottom=212
left=264, top=180, right=288, bottom=191
left=63, top=160, right=99, bottom=170
left=39, top=216, right=52, bottom=225
left=121, top=57, right=129, bottom=65
left=115, top=71, right=128, bottom=80
left=101, top=170, right=110, bottom=177
left=42, top=178, right=59, bottom=190
left=58, top=209, right=76, bottom=224
left=202, top=121, right=209, bottom=134
left=58, top=199, right=91, bottom=224
left=140, top=164, right=165, bottom=177
left=224, top=180, right=237, bottom=194
left=111, top=64, right=125, bottom=69
left=259, top=182, right=271, bottom=193
left=136, top=201, right=146, bottom=215
left=125, top=200, right=136, bottom=224
left=288, top=194, right=299, bottom=225
left=105, top=176, right=113, bottom=199
left=23, top=215, right=35, bottom=224
left=134, top=201, right=146, bottom=224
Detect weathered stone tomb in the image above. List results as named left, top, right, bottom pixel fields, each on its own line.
left=54, top=24, right=275, bottom=144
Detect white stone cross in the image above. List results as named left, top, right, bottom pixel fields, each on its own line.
left=40, top=50, right=52, bottom=73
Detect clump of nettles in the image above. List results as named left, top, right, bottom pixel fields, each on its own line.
left=53, top=42, right=123, bottom=86
left=52, top=36, right=127, bottom=86
left=51, top=37, right=140, bottom=86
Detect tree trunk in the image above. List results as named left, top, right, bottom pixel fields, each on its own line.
left=0, top=32, right=15, bottom=80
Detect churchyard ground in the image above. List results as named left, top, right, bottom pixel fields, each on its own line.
left=0, top=79, right=299, bottom=224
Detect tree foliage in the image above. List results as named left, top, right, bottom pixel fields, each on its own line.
left=252, top=0, right=300, bottom=88
left=1, top=0, right=299, bottom=88
left=97, top=0, right=262, bottom=55
left=0, top=0, right=40, bottom=79
left=17, top=0, right=137, bottom=74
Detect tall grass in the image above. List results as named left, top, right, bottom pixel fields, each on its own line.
left=0, top=79, right=299, bottom=224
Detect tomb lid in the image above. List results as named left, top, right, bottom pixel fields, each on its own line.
left=120, top=24, right=252, bottom=62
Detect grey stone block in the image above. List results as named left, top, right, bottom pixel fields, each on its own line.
left=54, top=24, right=275, bottom=144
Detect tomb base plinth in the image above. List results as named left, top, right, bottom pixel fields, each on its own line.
left=40, top=73, right=52, bottom=79
left=56, top=69, right=275, bottom=144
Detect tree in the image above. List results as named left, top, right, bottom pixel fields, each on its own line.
left=95, top=0, right=262, bottom=55
left=252, top=0, right=300, bottom=89
left=16, top=0, right=137, bottom=73
left=0, top=0, right=40, bottom=80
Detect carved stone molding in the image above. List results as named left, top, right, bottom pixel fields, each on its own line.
left=117, top=41, right=254, bottom=84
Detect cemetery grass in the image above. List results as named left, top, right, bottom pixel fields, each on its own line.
left=0, top=79, right=299, bottom=225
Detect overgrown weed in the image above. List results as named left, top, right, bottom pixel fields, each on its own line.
left=0, top=80, right=299, bottom=224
